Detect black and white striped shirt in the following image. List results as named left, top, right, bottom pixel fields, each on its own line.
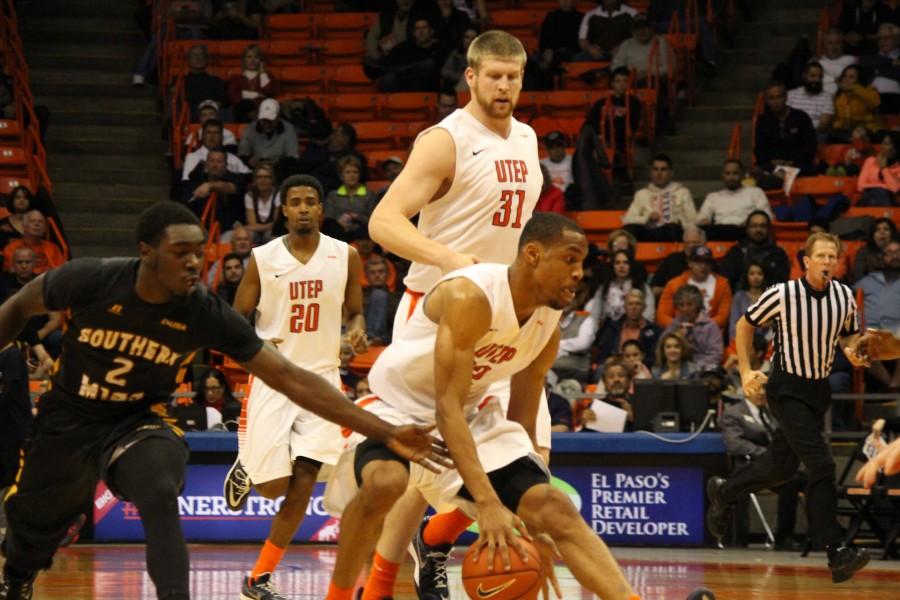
left=745, top=278, right=859, bottom=379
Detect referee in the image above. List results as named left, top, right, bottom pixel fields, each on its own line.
left=706, top=232, right=871, bottom=583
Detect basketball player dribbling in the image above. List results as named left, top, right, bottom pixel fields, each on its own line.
left=226, top=175, right=369, bottom=600
left=356, top=29, right=552, bottom=600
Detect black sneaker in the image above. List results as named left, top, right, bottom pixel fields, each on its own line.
left=705, top=476, right=729, bottom=541
left=224, top=457, right=251, bottom=511
left=0, top=567, right=35, bottom=600
left=685, top=587, right=716, bottom=599
left=827, top=545, right=870, bottom=583
left=354, top=589, right=393, bottom=600
left=240, top=573, right=286, bottom=600
left=410, top=516, right=451, bottom=600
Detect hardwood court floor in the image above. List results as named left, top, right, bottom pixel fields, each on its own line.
left=21, top=544, right=900, bottom=599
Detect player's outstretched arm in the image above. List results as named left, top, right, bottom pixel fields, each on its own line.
left=430, top=279, right=532, bottom=569
left=242, top=344, right=451, bottom=472
left=343, top=246, right=367, bottom=353
left=509, top=327, right=561, bottom=451
left=369, top=129, right=475, bottom=274
left=735, top=316, right=767, bottom=399
left=0, top=276, right=48, bottom=350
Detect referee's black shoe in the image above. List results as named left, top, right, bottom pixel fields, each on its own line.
left=705, top=476, right=729, bottom=541
left=0, top=565, right=35, bottom=600
left=827, top=544, right=870, bottom=583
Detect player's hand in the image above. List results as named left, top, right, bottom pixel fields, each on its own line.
left=438, top=251, right=479, bottom=275
left=534, top=532, right=562, bottom=600
left=344, top=328, right=368, bottom=355
left=385, top=424, right=452, bottom=474
left=741, top=369, right=768, bottom=400
left=471, top=499, right=532, bottom=572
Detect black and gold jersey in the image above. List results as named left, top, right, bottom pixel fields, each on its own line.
left=43, top=258, right=263, bottom=416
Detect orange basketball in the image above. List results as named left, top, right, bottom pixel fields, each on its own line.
left=461, top=538, right=543, bottom=600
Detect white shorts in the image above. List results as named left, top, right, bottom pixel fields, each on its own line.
left=393, top=290, right=553, bottom=450
left=324, top=395, right=545, bottom=518
left=239, top=370, right=344, bottom=485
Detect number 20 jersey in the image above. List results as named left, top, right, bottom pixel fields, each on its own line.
left=252, top=234, right=348, bottom=377
left=402, top=109, right=543, bottom=294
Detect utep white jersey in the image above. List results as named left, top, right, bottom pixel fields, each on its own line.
left=370, top=263, right=560, bottom=423
left=403, top=109, right=543, bottom=293
left=252, top=234, right=348, bottom=375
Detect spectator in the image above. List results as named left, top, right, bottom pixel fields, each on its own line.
left=728, top=260, right=768, bottom=342
left=226, top=44, right=278, bottom=123
left=597, top=288, right=662, bottom=366
left=582, top=355, right=634, bottom=428
left=364, top=0, right=439, bottom=74
left=363, top=254, right=401, bottom=346
left=648, top=0, right=716, bottom=66
left=839, top=0, right=892, bottom=55
left=854, top=238, right=900, bottom=391
left=280, top=96, right=332, bottom=141
left=215, top=252, right=245, bottom=305
left=182, top=367, right=240, bottom=431
left=650, top=225, right=707, bottom=296
left=434, top=0, right=472, bottom=48
left=357, top=233, right=398, bottom=291
left=539, top=0, right=585, bottom=64
left=209, top=0, right=259, bottom=40
left=541, top=130, right=574, bottom=193
left=621, top=338, right=653, bottom=379
left=182, top=147, right=247, bottom=237
left=593, top=249, right=655, bottom=324
left=819, top=29, right=859, bottom=95
left=546, top=382, right=574, bottom=432
left=578, top=0, right=637, bottom=61
left=536, top=163, right=566, bottom=214
left=303, top=122, right=370, bottom=192
left=720, top=385, right=807, bottom=550
left=237, top=98, right=299, bottom=177
left=180, top=45, right=229, bottom=122
left=860, top=23, right=900, bottom=113
left=324, top=155, right=377, bottom=241
left=857, top=130, right=900, bottom=205
left=381, top=156, right=404, bottom=183
left=651, top=331, right=697, bottom=379
left=623, top=153, right=696, bottom=241
left=719, top=210, right=792, bottom=290
left=435, top=90, right=459, bottom=119
left=611, top=14, right=672, bottom=81
left=657, top=245, right=732, bottom=330
left=585, top=66, right=642, bottom=170
left=852, top=217, right=900, bottom=280
left=753, top=82, right=818, bottom=179
left=379, top=17, right=449, bottom=92
left=552, top=279, right=598, bottom=383
left=696, top=159, right=772, bottom=240
left=593, top=228, right=649, bottom=291
left=2, top=210, right=64, bottom=275
left=338, top=341, right=360, bottom=391
left=207, top=225, right=254, bottom=291
left=787, top=61, right=835, bottom=133
left=244, top=163, right=281, bottom=244
left=353, top=376, right=372, bottom=400
left=181, top=118, right=251, bottom=182
left=441, top=26, right=479, bottom=92
left=0, top=185, right=33, bottom=247
left=828, top=124, right=875, bottom=176
left=829, top=64, right=881, bottom=141
left=661, top=284, right=724, bottom=370
left=186, top=100, right=237, bottom=149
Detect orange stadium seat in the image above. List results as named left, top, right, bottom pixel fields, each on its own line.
left=265, top=13, right=320, bottom=39
left=267, top=40, right=310, bottom=64
left=330, top=94, right=378, bottom=122
left=317, top=38, right=366, bottom=64
left=331, top=65, right=376, bottom=93
left=846, top=206, right=900, bottom=226
left=349, top=345, right=386, bottom=375
left=791, top=175, right=855, bottom=199
left=0, top=119, right=21, bottom=139
left=489, top=10, right=540, bottom=37
left=636, top=242, right=678, bottom=272
left=279, top=65, right=332, bottom=94
left=708, top=241, right=736, bottom=259
left=380, top=92, right=436, bottom=121
left=0, top=146, right=29, bottom=177
left=367, top=179, right=392, bottom=192
left=772, top=221, right=809, bottom=241
left=319, top=13, right=377, bottom=39
left=566, top=211, right=625, bottom=238
left=538, top=90, right=595, bottom=118
left=404, top=121, right=430, bottom=144
left=515, top=91, right=541, bottom=118
left=354, top=122, right=402, bottom=151
left=0, top=176, right=31, bottom=196
left=529, top=116, right=582, bottom=141
left=559, top=61, right=610, bottom=90
left=305, top=0, right=341, bottom=12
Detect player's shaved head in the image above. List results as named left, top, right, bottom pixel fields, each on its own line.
left=518, top=213, right=584, bottom=250
left=467, top=30, right=526, bottom=71
left=137, top=201, right=202, bottom=246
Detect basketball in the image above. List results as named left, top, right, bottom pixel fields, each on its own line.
left=461, top=538, right=543, bottom=600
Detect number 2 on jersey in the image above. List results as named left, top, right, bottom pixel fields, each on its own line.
left=105, top=357, right=134, bottom=387
left=290, top=303, right=320, bottom=333
left=492, top=189, right=525, bottom=228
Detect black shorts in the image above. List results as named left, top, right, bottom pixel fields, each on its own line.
left=457, top=456, right=550, bottom=513
left=353, top=437, right=409, bottom=486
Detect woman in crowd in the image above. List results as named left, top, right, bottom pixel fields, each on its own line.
left=857, top=131, right=900, bottom=206
left=324, top=155, right=377, bottom=242
left=227, top=44, right=279, bottom=123
left=728, top=260, right=767, bottom=341
left=853, top=217, right=900, bottom=281
left=590, top=249, right=655, bottom=325
left=652, top=332, right=697, bottom=380
left=244, top=163, right=280, bottom=244
left=830, top=64, right=881, bottom=143
left=0, top=185, right=33, bottom=245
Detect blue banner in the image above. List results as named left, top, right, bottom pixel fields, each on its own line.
left=93, top=464, right=338, bottom=542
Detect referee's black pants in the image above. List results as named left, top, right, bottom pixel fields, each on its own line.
left=720, top=369, right=844, bottom=549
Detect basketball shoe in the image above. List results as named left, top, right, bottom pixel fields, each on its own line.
left=241, top=573, right=286, bottom=600
left=0, top=566, right=35, bottom=600
left=827, top=544, right=870, bottom=583
left=410, top=516, right=451, bottom=600
left=685, top=587, right=716, bottom=599
left=705, top=476, right=729, bottom=540
left=224, top=457, right=251, bottom=511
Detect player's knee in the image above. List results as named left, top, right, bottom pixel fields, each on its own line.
left=254, top=479, right=289, bottom=500
left=525, top=486, right=580, bottom=537
left=358, top=462, right=408, bottom=513
left=131, top=475, right=181, bottom=510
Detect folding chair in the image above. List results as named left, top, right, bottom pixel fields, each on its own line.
left=538, top=90, right=596, bottom=118
left=0, top=119, right=21, bottom=140
left=353, top=122, right=402, bottom=151
left=319, top=13, right=376, bottom=39
left=317, top=38, right=366, bottom=65
left=331, top=65, right=376, bottom=93
left=330, top=94, right=379, bottom=122
left=559, top=61, right=610, bottom=90
left=265, top=13, right=319, bottom=39
left=279, top=65, right=333, bottom=95
left=380, top=92, right=436, bottom=121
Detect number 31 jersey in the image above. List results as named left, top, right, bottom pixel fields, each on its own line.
left=252, top=234, right=348, bottom=376
left=403, top=109, right=542, bottom=294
